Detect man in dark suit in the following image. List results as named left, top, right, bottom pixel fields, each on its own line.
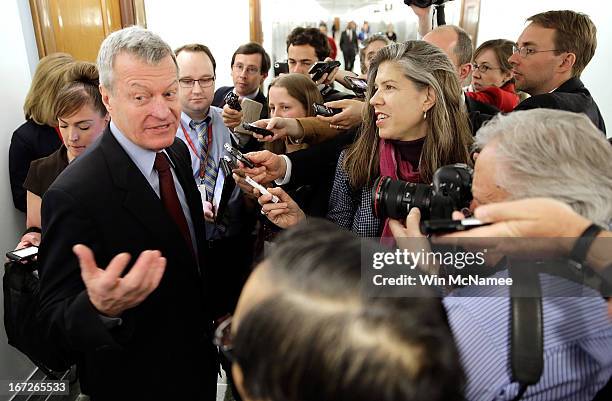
left=37, top=27, right=217, bottom=401
left=509, top=10, right=605, bottom=133
left=339, top=21, right=358, bottom=71
left=213, top=42, right=270, bottom=120
left=215, top=43, right=270, bottom=153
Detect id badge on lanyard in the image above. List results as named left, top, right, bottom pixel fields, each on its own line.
left=198, top=181, right=208, bottom=203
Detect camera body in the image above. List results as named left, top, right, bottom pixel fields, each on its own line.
left=404, top=0, right=451, bottom=8
left=372, top=163, right=473, bottom=221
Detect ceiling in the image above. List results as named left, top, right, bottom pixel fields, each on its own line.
left=314, top=0, right=390, bottom=15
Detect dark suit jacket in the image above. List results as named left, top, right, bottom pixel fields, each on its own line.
left=9, top=119, right=62, bottom=212
left=465, top=94, right=500, bottom=135
left=339, top=30, right=358, bottom=57
left=212, top=85, right=269, bottom=120
left=285, top=130, right=357, bottom=217
left=472, top=77, right=606, bottom=135
left=37, top=128, right=217, bottom=401
left=513, top=77, right=606, bottom=134
left=213, top=86, right=268, bottom=153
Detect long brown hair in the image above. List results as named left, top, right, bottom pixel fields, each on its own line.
left=343, top=41, right=472, bottom=189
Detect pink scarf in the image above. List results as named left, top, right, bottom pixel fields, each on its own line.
left=378, top=138, right=423, bottom=240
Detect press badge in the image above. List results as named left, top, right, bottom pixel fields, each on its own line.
left=198, top=183, right=207, bottom=204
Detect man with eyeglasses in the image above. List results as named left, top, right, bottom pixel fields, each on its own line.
left=213, top=42, right=270, bottom=123
left=509, top=10, right=606, bottom=134
left=175, top=44, right=256, bottom=329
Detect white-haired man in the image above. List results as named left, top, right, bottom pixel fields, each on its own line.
left=392, top=109, right=612, bottom=401
left=38, top=27, right=217, bottom=400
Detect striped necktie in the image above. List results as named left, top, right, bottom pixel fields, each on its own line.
left=190, top=117, right=217, bottom=201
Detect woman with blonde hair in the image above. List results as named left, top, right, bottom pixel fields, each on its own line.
left=17, top=61, right=108, bottom=249
left=257, top=41, right=473, bottom=237
left=9, top=52, right=75, bottom=212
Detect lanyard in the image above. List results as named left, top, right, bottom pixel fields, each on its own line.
left=181, top=121, right=213, bottom=181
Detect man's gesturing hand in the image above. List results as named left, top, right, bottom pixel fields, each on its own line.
left=73, top=244, right=166, bottom=318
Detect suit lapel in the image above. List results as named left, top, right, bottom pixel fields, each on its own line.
left=166, top=139, right=207, bottom=264
left=99, top=129, right=200, bottom=268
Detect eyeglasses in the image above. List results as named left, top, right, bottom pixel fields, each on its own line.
left=179, top=77, right=215, bottom=88
left=213, top=315, right=234, bottom=361
left=232, top=63, right=260, bottom=75
left=512, top=45, right=565, bottom=58
left=471, top=63, right=502, bottom=74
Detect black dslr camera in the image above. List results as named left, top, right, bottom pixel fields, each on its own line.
left=372, top=163, right=473, bottom=220
left=404, top=0, right=452, bottom=7
left=404, top=0, right=453, bottom=26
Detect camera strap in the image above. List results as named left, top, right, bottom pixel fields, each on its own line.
left=508, top=260, right=543, bottom=401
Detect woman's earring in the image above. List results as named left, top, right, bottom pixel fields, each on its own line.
left=423, top=110, right=427, bottom=120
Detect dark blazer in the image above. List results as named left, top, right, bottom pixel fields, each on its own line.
left=9, top=119, right=62, bottom=212
left=465, top=94, right=500, bottom=135
left=212, top=85, right=269, bottom=120
left=468, top=77, right=606, bottom=135
left=339, top=30, right=358, bottom=57
left=213, top=86, right=268, bottom=153
left=37, top=127, right=217, bottom=401
left=513, top=77, right=606, bottom=134
left=284, top=130, right=357, bottom=217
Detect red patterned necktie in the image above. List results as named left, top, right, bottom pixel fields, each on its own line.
left=154, top=152, right=194, bottom=256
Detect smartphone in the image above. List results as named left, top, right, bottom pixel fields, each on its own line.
left=313, top=103, right=342, bottom=117
left=344, top=76, right=368, bottom=97
left=6, top=246, right=38, bottom=262
left=223, top=143, right=255, bottom=168
left=420, top=218, right=490, bottom=235
left=274, top=61, right=289, bottom=76
left=241, top=122, right=274, bottom=137
left=308, top=60, right=341, bottom=81
left=244, top=176, right=279, bottom=203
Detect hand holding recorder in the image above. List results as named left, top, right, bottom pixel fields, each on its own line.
left=246, top=118, right=305, bottom=143
left=256, top=186, right=306, bottom=229
left=232, top=150, right=286, bottom=185
left=315, top=99, right=365, bottom=130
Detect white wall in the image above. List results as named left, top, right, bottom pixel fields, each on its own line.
left=144, top=0, right=251, bottom=89
left=477, top=0, right=612, bottom=136
left=0, top=0, right=39, bottom=394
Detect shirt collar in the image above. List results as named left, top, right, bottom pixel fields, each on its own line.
left=109, top=121, right=174, bottom=177
left=234, top=87, right=260, bottom=100
left=181, top=110, right=213, bottom=130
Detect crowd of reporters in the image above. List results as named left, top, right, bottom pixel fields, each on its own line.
left=5, top=3, right=612, bottom=401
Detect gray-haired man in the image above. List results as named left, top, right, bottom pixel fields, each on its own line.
left=38, top=26, right=217, bottom=400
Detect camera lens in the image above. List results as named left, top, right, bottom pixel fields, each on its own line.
left=372, top=176, right=432, bottom=220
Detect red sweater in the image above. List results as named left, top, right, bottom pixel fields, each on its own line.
left=327, top=36, right=337, bottom=60
left=466, top=81, right=519, bottom=112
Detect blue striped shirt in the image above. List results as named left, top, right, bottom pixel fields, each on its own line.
left=444, top=271, right=612, bottom=401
